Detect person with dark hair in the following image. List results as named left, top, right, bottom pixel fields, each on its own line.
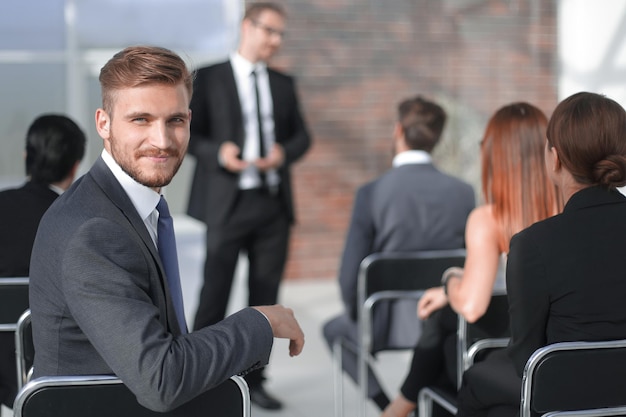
left=0, top=114, right=85, bottom=410
left=381, top=102, right=561, bottom=417
left=456, top=92, right=626, bottom=417
left=186, top=2, right=312, bottom=409
left=0, top=114, right=86, bottom=278
left=29, top=45, right=304, bottom=414
left=322, top=95, right=475, bottom=412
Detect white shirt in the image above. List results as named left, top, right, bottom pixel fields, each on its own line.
left=392, top=150, right=432, bottom=167
left=101, top=149, right=161, bottom=246
left=230, top=52, right=279, bottom=189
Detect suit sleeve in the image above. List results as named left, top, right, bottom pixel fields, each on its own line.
left=62, top=217, right=273, bottom=412
left=338, top=185, right=375, bottom=320
left=505, top=231, right=549, bottom=377
left=276, top=75, right=311, bottom=166
left=188, top=68, right=222, bottom=171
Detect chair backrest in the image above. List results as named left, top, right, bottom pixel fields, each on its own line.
left=15, top=309, right=33, bottom=390
left=358, top=249, right=466, bottom=353
left=355, top=249, right=466, bottom=417
left=14, top=374, right=250, bottom=417
left=457, top=291, right=510, bottom=388
left=521, top=339, right=626, bottom=417
left=0, top=277, right=29, bottom=331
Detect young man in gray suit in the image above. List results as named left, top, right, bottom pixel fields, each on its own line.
left=29, top=45, right=304, bottom=413
left=323, top=96, right=475, bottom=411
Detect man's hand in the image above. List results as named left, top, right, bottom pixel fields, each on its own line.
left=255, top=143, right=285, bottom=171
left=219, top=141, right=248, bottom=172
left=417, top=287, right=448, bottom=320
left=253, top=305, right=305, bottom=357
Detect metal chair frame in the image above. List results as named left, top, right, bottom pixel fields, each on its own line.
left=350, top=249, right=466, bottom=417
left=521, top=339, right=626, bottom=417
left=13, top=374, right=250, bottom=417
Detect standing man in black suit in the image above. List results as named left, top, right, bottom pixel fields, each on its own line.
left=0, top=114, right=85, bottom=408
left=187, top=2, right=312, bottom=409
left=322, top=96, right=475, bottom=411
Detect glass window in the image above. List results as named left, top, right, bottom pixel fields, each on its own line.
left=0, top=0, right=241, bottom=191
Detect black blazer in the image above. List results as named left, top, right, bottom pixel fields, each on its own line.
left=186, top=60, right=311, bottom=227
left=506, top=186, right=626, bottom=376
left=0, top=181, right=59, bottom=277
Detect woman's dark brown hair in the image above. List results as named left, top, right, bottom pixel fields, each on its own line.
left=547, top=92, right=626, bottom=188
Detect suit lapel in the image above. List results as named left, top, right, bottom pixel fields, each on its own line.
left=221, top=61, right=245, bottom=148
left=88, top=157, right=182, bottom=333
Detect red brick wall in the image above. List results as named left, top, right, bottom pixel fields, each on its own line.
left=260, top=0, right=558, bottom=280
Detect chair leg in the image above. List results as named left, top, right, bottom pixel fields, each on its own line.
left=333, top=340, right=345, bottom=417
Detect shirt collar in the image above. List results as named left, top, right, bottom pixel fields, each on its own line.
left=48, top=184, right=64, bottom=195
left=231, top=52, right=267, bottom=77
left=101, top=149, right=161, bottom=221
left=392, top=150, right=432, bottom=167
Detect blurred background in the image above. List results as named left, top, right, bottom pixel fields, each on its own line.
left=1, top=0, right=625, bottom=282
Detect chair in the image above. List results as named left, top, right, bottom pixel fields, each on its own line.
left=418, top=292, right=510, bottom=417
left=0, top=277, right=29, bottom=395
left=13, top=374, right=250, bottom=417
left=0, top=277, right=30, bottom=332
left=332, top=249, right=466, bottom=417
left=15, top=309, right=33, bottom=390
left=521, top=339, right=626, bottom=417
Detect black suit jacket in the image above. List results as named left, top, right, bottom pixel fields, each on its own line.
left=0, top=182, right=59, bottom=277
left=506, top=186, right=626, bottom=376
left=187, top=60, right=311, bottom=227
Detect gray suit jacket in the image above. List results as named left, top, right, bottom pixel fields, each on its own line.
left=339, top=163, right=475, bottom=319
left=29, top=157, right=273, bottom=412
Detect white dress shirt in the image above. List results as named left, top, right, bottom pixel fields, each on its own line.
left=392, top=150, right=432, bottom=167
left=230, top=52, right=279, bottom=190
left=101, top=149, right=161, bottom=246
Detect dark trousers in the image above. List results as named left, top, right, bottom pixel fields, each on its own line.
left=399, top=305, right=458, bottom=401
left=193, top=189, right=290, bottom=386
left=456, top=349, right=520, bottom=417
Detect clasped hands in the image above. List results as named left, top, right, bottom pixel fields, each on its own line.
left=220, top=141, right=284, bottom=173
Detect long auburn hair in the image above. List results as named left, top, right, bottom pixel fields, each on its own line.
left=481, top=102, right=562, bottom=252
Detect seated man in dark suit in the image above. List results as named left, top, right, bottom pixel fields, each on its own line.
left=0, top=114, right=86, bottom=408
left=322, top=96, right=475, bottom=411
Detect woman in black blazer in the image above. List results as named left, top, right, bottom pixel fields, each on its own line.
left=456, top=91, right=626, bottom=417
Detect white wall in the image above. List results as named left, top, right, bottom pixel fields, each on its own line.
left=558, top=0, right=626, bottom=106
left=558, top=0, right=626, bottom=195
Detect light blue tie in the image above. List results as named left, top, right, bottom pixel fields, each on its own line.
left=156, top=196, right=188, bottom=333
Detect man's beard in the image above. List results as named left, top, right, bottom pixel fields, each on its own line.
left=109, top=132, right=186, bottom=188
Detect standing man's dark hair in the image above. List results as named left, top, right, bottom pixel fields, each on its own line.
left=0, top=113, right=85, bottom=410
left=187, top=2, right=312, bottom=410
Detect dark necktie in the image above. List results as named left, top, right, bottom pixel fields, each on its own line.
left=156, top=196, right=187, bottom=333
left=251, top=69, right=268, bottom=188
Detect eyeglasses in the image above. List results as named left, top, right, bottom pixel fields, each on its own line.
left=251, top=20, right=285, bottom=38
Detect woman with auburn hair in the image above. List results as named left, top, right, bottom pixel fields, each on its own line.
left=382, top=102, right=561, bottom=417
left=456, top=92, right=626, bottom=417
